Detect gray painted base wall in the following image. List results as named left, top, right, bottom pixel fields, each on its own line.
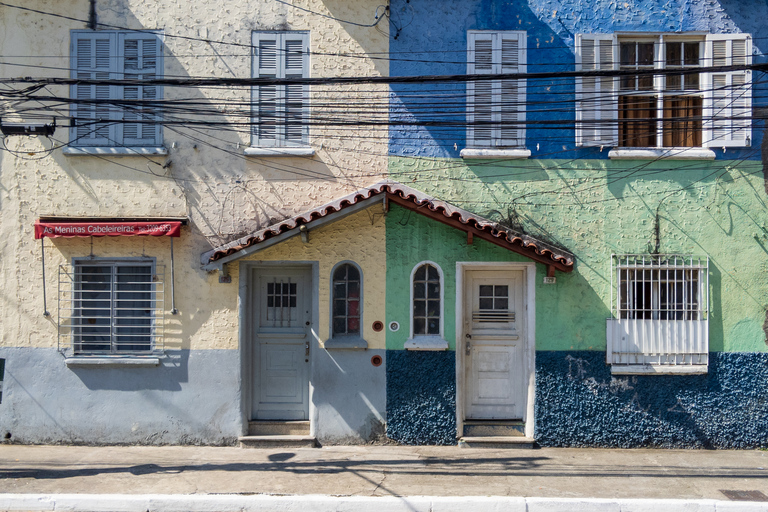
left=312, top=349, right=386, bottom=444
left=0, top=348, right=242, bottom=445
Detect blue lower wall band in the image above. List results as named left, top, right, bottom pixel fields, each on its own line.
left=385, top=350, right=768, bottom=448
left=386, top=350, right=457, bottom=445
left=535, top=351, right=768, bottom=449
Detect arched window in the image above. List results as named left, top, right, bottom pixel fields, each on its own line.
left=412, top=262, right=441, bottom=336
left=332, top=263, right=361, bottom=337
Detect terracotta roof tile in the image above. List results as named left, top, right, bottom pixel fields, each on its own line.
left=203, top=181, right=574, bottom=270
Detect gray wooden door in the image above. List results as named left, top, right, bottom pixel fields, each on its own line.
left=251, top=266, right=311, bottom=420
left=464, top=270, right=526, bottom=420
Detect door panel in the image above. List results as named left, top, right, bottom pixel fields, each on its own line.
left=252, top=267, right=311, bottom=420
left=464, top=270, right=526, bottom=420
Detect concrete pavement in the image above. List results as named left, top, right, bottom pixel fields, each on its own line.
left=1, top=444, right=768, bottom=510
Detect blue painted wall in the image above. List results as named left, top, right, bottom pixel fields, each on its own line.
left=386, top=350, right=457, bottom=445
left=536, top=351, right=768, bottom=448
left=388, top=0, right=768, bottom=160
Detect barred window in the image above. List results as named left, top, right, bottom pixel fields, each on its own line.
left=608, top=255, right=709, bottom=372
left=60, top=259, right=164, bottom=355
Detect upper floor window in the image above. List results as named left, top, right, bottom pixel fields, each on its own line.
left=252, top=31, right=309, bottom=147
left=607, top=255, right=709, bottom=374
left=576, top=33, right=751, bottom=149
left=70, top=31, right=163, bottom=149
left=467, top=31, right=526, bottom=148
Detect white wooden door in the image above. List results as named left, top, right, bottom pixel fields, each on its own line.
left=464, top=270, right=526, bottom=420
left=251, top=267, right=311, bottom=420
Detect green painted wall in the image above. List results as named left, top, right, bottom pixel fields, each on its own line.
left=388, top=157, right=768, bottom=353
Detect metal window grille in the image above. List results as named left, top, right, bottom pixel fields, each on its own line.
left=58, top=261, right=165, bottom=355
left=265, top=278, right=297, bottom=327
left=608, top=255, right=708, bottom=367
left=332, top=264, right=361, bottom=336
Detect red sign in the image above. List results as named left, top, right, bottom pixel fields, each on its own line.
left=35, top=220, right=182, bottom=239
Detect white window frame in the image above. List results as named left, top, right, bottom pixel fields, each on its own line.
left=405, top=261, right=448, bottom=351
left=62, top=258, right=164, bottom=357
left=251, top=31, right=310, bottom=148
left=68, top=30, right=164, bottom=151
left=466, top=30, right=527, bottom=149
left=575, top=32, right=751, bottom=150
left=325, top=261, right=367, bottom=349
left=607, top=254, right=709, bottom=375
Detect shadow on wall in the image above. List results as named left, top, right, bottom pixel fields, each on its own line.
left=48, top=6, right=341, bottom=252
left=312, top=348, right=387, bottom=444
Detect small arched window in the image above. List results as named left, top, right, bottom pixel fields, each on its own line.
left=412, top=263, right=441, bottom=336
left=332, top=263, right=361, bottom=337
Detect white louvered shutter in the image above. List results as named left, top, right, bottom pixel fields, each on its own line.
left=468, top=33, right=495, bottom=146
left=499, top=33, right=526, bottom=147
left=283, top=36, right=308, bottom=145
left=467, top=32, right=526, bottom=148
left=71, top=32, right=115, bottom=146
left=703, top=34, right=752, bottom=147
left=252, top=32, right=309, bottom=147
left=120, top=33, right=161, bottom=146
left=253, top=34, right=279, bottom=145
left=575, top=34, right=617, bottom=146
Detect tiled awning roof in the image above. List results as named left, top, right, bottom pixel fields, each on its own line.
left=201, top=181, right=575, bottom=272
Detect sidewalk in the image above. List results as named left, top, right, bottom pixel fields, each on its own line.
left=1, top=444, right=767, bottom=510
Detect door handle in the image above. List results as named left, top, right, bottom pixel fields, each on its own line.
left=465, top=334, right=471, bottom=355
left=305, top=342, right=310, bottom=356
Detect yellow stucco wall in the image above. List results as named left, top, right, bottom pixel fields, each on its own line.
left=238, top=206, right=387, bottom=350
left=0, top=1, right=389, bottom=350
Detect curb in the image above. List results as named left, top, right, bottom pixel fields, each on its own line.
left=0, top=494, right=767, bottom=512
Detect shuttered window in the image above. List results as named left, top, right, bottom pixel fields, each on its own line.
left=467, top=31, right=526, bottom=148
left=576, top=33, right=751, bottom=148
left=252, top=32, right=310, bottom=147
left=575, top=34, right=618, bottom=146
left=70, top=31, right=163, bottom=148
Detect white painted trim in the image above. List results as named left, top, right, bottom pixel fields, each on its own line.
left=455, top=262, right=536, bottom=439
left=404, top=335, right=448, bottom=351
left=406, top=261, right=447, bottom=350
left=244, top=147, right=315, bottom=157
left=460, top=148, right=531, bottom=159
left=64, top=357, right=160, bottom=367
left=611, top=365, right=708, bottom=375
left=608, top=148, right=716, bottom=160
left=62, top=147, right=168, bottom=156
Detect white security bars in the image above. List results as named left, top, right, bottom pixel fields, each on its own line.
left=607, top=255, right=708, bottom=371
left=58, top=261, right=165, bottom=355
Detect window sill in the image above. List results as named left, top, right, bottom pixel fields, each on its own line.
left=65, top=356, right=162, bottom=368
left=323, top=336, right=368, bottom=350
left=62, top=147, right=168, bottom=157
left=610, top=364, right=708, bottom=375
left=608, top=148, right=716, bottom=160
left=244, top=147, right=315, bottom=157
left=460, top=148, right=531, bottom=159
left=404, top=336, right=449, bottom=351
